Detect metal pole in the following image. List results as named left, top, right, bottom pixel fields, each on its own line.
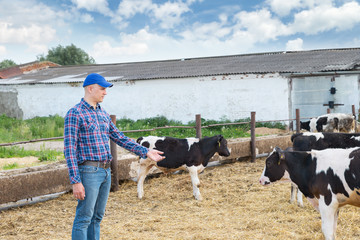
left=195, top=114, right=202, bottom=138
left=110, top=115, right=119, bottom=192
left=250, top=112, right=256, bottom=162
left=296, top=109, right=300, bottom=134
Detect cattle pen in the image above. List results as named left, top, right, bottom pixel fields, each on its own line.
left=1, top=108, right=360, bottom=239
left=1, top=157, right=360, bottom=240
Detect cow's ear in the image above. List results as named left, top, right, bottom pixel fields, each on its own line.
left=217, top=135, right=223, bottom=146
left=275, top=147, right=285, bottom=164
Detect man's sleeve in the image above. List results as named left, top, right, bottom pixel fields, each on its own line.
left=108, top=121, right=149, bottom=159
left=64, top=109, right=81, bottom=184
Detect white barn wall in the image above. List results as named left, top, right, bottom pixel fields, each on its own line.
left=103, top=73, right=289, bottom=123
left=15, top=84, right=84, bottom=119
left=3, top=73, right=290, bottom=123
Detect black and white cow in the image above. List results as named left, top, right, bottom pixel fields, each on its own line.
left=300, top=113, right=355, bottom=133
left=289, top=132, right=360, bottom=207
left=292, top=132, right=360, bottom=151
left=136, top=135, right=231, bottom=200
left=259, top=147, right=360, bottom=240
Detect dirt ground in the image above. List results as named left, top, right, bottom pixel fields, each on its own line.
left=1, top=158, right=360, bottom=240
left=4, top=128, right=359, bottom=239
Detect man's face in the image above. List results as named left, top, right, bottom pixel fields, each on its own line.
left=89, top=84, right=107, bottom=103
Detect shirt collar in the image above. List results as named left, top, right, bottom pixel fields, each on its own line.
left=81, top=98, right=101, bottom=110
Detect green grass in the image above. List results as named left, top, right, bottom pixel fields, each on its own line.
left=3, top=163, right=18, bottom=170
left=0, top=115, right=286, bottom=142
left=0, top=146, right=63, bottom=162
left=0, top=114, right=64, bottom=143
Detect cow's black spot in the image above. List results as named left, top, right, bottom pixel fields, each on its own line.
left=142, top=141, right=150, bottom=148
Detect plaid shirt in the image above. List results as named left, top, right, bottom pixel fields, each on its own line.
left=64, top=98, right=149, bottom=184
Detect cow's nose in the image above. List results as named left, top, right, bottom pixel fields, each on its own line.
left=259, top=178, right=270, bottom=186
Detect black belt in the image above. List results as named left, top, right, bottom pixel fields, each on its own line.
left=80, top=161, right=111, bottom=169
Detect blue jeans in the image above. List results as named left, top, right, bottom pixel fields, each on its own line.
left=72, top=165, right=111, bottom=240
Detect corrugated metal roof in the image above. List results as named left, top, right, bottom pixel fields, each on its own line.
left=1, top=48, right=360, bottom=85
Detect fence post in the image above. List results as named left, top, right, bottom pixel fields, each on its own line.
left=352, top=105, right=357, bottom=133
left=296, top=109, right=300, bottom=134
left=110, top=115, right=119, bottom=192
left=195, top=114, right=202, bottom=138
left=250, top=112, right=256, bottom=162
left=352, top=105, right=356, bottom=117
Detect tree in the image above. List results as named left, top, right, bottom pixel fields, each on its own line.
left=0, top=59, right=17, bottom=69
left=37, top=44, right=96, bottom=65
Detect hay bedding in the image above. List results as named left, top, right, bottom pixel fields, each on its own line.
left=1, top=159, right=360, bottom=240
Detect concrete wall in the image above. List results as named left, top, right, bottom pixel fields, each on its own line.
left=0, top=73, right=289, bottom=123
left=0, top=89, right=23, bottom=119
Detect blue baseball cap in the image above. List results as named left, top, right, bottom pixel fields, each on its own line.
left=83, top=73, right=113, bottom=88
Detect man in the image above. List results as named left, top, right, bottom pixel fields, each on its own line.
left=64, top=73, right=164, bottom=240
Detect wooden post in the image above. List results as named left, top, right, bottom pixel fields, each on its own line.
left=110, top=115, right=119, bottom=192
left=327, top=108, right=331, bottom=114
left=352, top=105, right=357, bottom=133
left=195, top=114, right=202, bottom=139
left=250, top=112, right=256, bottom=162
left=296, top=109, right=300, bottom=134
left=352, top=105, right=356, bottom=117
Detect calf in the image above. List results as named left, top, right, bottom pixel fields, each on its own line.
left=136, top=135, right=231, bottom=200
left=259, top=147, right=360, bottom=240
left=289, top=132, right=360, bottom=206
left=300, top=113, right=355, bottom=133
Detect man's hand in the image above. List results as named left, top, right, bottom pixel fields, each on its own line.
left=146, top=149, right=165, bottom=162
left=72, top=182, right=85, bottom=200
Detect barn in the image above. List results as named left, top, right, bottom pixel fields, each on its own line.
left=0, top=48, right=359, bottom=122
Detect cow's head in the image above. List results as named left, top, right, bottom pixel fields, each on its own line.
left=300, top=121, right=311, bottom=131
left=259, top=147, right=286, bottom=185
left=216, top=135, right=231, bottom=157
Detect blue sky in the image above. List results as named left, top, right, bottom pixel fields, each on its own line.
left=1, top=0, right=360, bottom=64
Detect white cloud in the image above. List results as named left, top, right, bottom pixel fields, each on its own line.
left=0, top=45, right=6, bottom=56
left=80, top=13, right=94, bottom=23
left=266, top=0, right=334, bottom=16
left=121, top=2, right=200, bottom=32
left=116, top=0, right=153, bottom=18
left=286, top=38, right=303, bottom=51
left=91, top=29, right=153, bottom=61
left=152, top=1, right=191, bottom=29
left=115, top=0, right=191, bottom=29
left=233, top=9, right=290, bottom=42
left=266, top=0, right=302, bottom=16
left=0, top=22, right=55, bottom=50
left=181, top=22, right=231, bottom=41
left=186, top=0, right=203, bottom=4
left=71, top=0, right=112, bottom=16
left=90, top=26, right=256, bottom=64
left=0, top=0, right=63, bottom=26
left=289, top=1, right=360, bottom=34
